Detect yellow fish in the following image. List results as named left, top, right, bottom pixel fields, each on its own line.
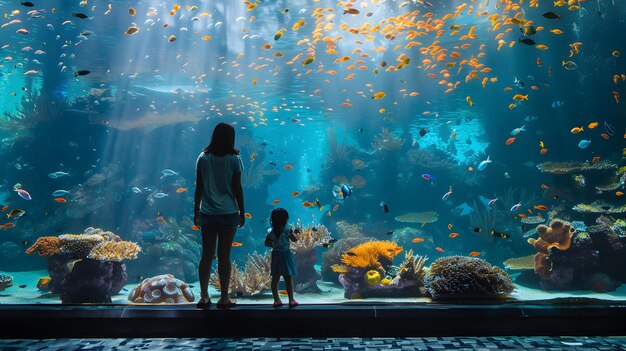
left=512, top=94, right=528, bottom=101
left=570, top=126, right=584, bottom=134
left=372, top=91, right=386, bottom=100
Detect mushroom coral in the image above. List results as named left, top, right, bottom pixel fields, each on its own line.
left=527, top=219, right=576, bottom=278
left=340, top=240, right=403, bottom=271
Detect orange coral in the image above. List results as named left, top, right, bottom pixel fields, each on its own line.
left=25, top=237, right=62, bottom=257
left=340, top=240, right=403, bottom=270
left=87, top=241, right=141, bottom=261
left=527, top=219, right=575, bottom=278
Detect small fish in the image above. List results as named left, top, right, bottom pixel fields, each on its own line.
left=616, top=191, right=624, bottom=196
left=278, top=290, right=288, bottom=296
left=541, top=184, right=549, bottom=189
left=380, top=201, right=389, bottom=213
left=441, top=186, right=453, bottom=201
left=510, top=125, right=526, bottom=135
left=284, top=164, right=294, bottom=170
left=1, top=206, right=7, bottom=213
left=578, top=140, right=591, bottom=149
left=570, top=126, right=584, bottom=134
left=125, top=26, right=140, bottom=36
left=604, top=121, right=615, bottom=136
left=469, top=251, right=481, bottom=257
left=168, top=35, right=176, bottom=42
left=72, top=12, right=90, bottom=19
left=19, top=284, right=27, bottom=288
left=473, top=228, right=482, bottom=233
left=291, top=192, right=300, bottom=197
left=490, top=230, right=510, bottom=239
left=175, top=187, right=188, bottom=193
left=232, top=242, right=243, bottom=247
left=513, top=94, right=529, bottom=101
left=131, top=187, right=142, bottom=194
left=421, top=173, right=434, bottom=181
left=488, top=198, right=498, bottom=206
left=48, top=171, right=69, bottom=178
left=412, top=237, right=424, bottom=243
left=386, top=231, right=394, bottom=236
left=542, top=11, right=561, bottom=19
left=343, top=8, right=360, bottom=15
left=448, top=224, right=453, bottom=230
left=505, top=137, right=516, bottom=145
left=191, top=225, right=200, bottom=231
left=588, top=122, right=599, bottom=129
left=477, top=156, right=492, bottom=171
left=271, top=199, right=281, bottom=205
left=449, top=233, right=459, bottom=238
left=74, top=70, right=90, bottom=76
left=7, top=209, right=25, bottom=219
left=14, top=188, right=32, bottom=200
left=435, top=247, right=444, bottom=253
left=534, top=205, right=548, bottom=211
left=419, top=128, right=428, bottom=137
left=54, top=198, right=67, bottom=203
left=21, top=2, right=35, bottom=7
left=0, top=223, right=16, bottom=229
left=510, top=202, right=522, bottom=212
left=154, top=193, right=169, bottom=198
left=67, top=259, right=83, bottom=272
left=302, top=201, right=314, bottom=208
left=562, top=60, right=577, bottom=70
left=244, top=213, right=252, bottom=219
left=466, top=96, right=473, bottom=107
left=345, top=251, right=357, bottom=256
left=518, top=38, right=536, bottom=46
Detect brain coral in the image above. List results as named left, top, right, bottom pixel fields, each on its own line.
left=424, top=256, right=514, bottom=299
left=128, top=274, right=194, bottom=304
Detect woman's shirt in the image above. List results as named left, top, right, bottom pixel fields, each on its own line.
left=267, top=228, right=292, bottom=252
left=196, top=152, right=244, bottom=215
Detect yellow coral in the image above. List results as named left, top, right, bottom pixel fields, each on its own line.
left=365, top=270, right=381, bottom=286
left=380, top=277, right=392, bottom=285
left=340, top=240, right=403, bottom=269
left=37, top=277, right=52, bottom=291
left=87, top=241, right=141, bottom=261
left=25, top=237, right=62, bottom=257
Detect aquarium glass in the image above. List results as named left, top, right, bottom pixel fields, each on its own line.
left=0, top=0, right=625, bottom=305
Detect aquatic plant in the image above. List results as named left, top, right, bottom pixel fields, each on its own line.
left=424, top=256, right=514, bottom=299
left=537, top=160, right=617, bottom=174
left=211, top=251, right=272, bottom=297
left=128, top=274, right=194, bottom=304
left=406, top=146, right=457, bottom=170
left=0, top=91, right=68, bottom=134
left=468, top=202, right=498, bottom=237
left=327, top=128, right=352, bottom=164
left=501, top=186, right=540, bottom=213
left=242, top=159, right=279, bottom=189
left=0, top=274, right=13, bottom=292
left=372, top=127, right=404, bottom=152
left=340, top=240, right=403, bottom=271
left=397, top=249, right=428, bottom=282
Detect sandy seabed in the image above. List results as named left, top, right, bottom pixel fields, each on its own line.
left=2, top=270, right=626, bottom=305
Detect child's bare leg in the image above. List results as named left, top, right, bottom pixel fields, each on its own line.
left=284, top=275, right=298, bottom=307
left=271, top=275, right=282, bottom=306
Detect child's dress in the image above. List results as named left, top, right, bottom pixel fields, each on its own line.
left=266, top=228, right=297, bottom=276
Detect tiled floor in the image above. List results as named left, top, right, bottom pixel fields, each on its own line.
left=0, top=337, right=624, bottom=350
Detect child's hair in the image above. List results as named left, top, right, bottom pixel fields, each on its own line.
left=270, top=208, right=289, bottom=235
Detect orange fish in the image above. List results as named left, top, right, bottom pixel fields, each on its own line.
left=191, top=225, right=200, bottom=231
left=291, top=192, right=300, bottom=197
left=469, top=251, right=481, bottom=257
left=447, top=223, right=453, bottom=230
left=1, top=206, right=7, bottom=212
left=613, top=90, right=620, bottom=104
left=232, top=242, right=243, bottom=247
left=250, top=152, right=255, bottom=161
left=600, top=133, right=610, bottom=140
left=302, top=201, right=314, bottom=208
left=592, top=156, right=600, bottom=164
left=541, top=184, right=549, bottom=189
left=449, top=233, right=459, bottom=238
left=156, top=216, right=167, bottom=225
left=534, top=205, right=548, bottom=211
left=284, top=164, right=294, bottom=170
left=412, top=237, right=424, bottom=243
left=278, top=290, right=288, bottom=296
left=341, top=102, right=353, bottom=107
left=271, top=199, right=281, bottom=205
left=617, top=191, right=625, bottom=196
left=518, top=214, right=527, bottom=219
left=540, top=148, right=548, bottom=155
left=505, top=137, right=516, bottom=145
left=0, top=222, right=16, bottom=229
left=435, top=247, right=445, bottom=253
left=176, top=187, right=188, bottom=193
left=244, top=213, right=252, bottom=219
left=332, top=204, right=339, bottom=211
left=54, top=198, right=67, bottom=203
left=467, top=166, right=474, bottom=172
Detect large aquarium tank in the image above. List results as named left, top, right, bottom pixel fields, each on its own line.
left=0, top=0, right=624, bottom=306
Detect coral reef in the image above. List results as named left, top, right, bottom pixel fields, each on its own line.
left=290, top=224, right=332, bottom=293
left=25, top=236, right=62, bottom=257
left=0, top=274, right=13, bottom=292
left=395, top=211, right=439, bottom=226
left=242, top=159, right=279, bottom=189
left=340, top=240, right=403, bottom=272
left=334, top=220, right=364, bottom=239
left=406, top=146, right=457, bottom=170
left=527, top=219, right=575, bottom=278
left=521, top=215, right=546, bottom=225
left=37, top=277, right=52, bottom=292
left=573, top=201, right=626, bottom=214
left=60, top=258, right=128, bottom=303
left=396, top=249, right=427, bottom=282
left=372, top=127, right=404, bottom=152
left=212, top=251, right=272, bottom=297
left=0, top=91, right=68, bottom=134
left=424, top=256, right=514, bottom=299
left=365, top=270, right=381, bottom=286
left=537, top=160, right=617, bottom=174
left=321, top=237, right=374, bottom=282
left=88, top=240, right=141, bottom=261
left=128, top=274, right=195, bottom=303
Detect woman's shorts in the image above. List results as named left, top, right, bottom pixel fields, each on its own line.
left=199, top=212, right=239, bottom=230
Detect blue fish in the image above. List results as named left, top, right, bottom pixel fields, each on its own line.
left=154, top=192, right=169, bottom=198
left=578, top=140, right=591, bottom=149
left=51, top=190, right=69, bottom=197
left=477, top=156, right=492, bottom=171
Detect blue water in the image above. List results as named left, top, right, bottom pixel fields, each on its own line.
left=0, top=0, right=625, bottom=303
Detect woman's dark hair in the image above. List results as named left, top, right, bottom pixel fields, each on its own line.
left=270, top=208, right=289, bottom=236
left=203, top=122, right=239, bottom=156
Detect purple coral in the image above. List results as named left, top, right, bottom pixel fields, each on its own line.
left=128, top=274, right=194, bottom=304
left=424, top=256, right=514, bottom=299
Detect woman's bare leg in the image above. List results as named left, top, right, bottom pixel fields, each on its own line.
left=199, top=229, right=218, bottom=303
left=216, top=227, right=237, bottom=304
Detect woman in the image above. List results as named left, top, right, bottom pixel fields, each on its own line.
left=194, top=122, right=245, bottom=308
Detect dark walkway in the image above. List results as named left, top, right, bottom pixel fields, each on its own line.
left=0, top=337, right=625, bottom=350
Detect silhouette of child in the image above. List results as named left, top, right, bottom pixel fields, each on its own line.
left=264, top=208, right=299, bottom=307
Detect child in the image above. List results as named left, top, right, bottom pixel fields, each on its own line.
left=264, top=208, right=299, bottom=307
